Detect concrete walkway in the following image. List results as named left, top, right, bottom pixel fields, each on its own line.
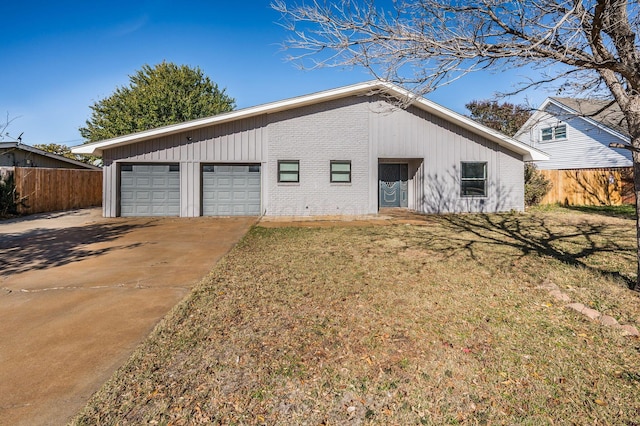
left=0, top=209, right=255, bottom=426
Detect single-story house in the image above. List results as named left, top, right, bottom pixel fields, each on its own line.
left=72, top=81, right=548, bottom=218
left=514, top=97, right=634, bottom=205
left=0, top=142, right=101, bottom=170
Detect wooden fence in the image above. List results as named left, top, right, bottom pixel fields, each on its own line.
left=539, top=167, right=635, bottom=206
left=14, top=167, right=102, bottom=214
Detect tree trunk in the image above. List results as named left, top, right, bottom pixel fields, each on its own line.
left=634, top=147, right=640, bottom=291
left=629, top=98, right=640, bottom=290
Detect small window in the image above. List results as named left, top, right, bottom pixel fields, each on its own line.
left=121, top=164, right=133, bottom=172
left=278, top=160, right=299, bottom=183
left=330, top=160, right=351, bottom=183
left=460, top=162, right=487, bottom=197
left=169, top=164, right=180, bottom=172
left=541, top=124, right=566, bottom=141
left=202, top=165, right=215, bottom=173
left=249, top=165, right=260, bottom=173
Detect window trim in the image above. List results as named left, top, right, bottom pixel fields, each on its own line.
left=330, top=160, right=352, bottom=183
left=540, top=124, right=567, bottom=142
left=278, top=160, right=300, bottom=183
left=460, top=161, right=487, bottom=197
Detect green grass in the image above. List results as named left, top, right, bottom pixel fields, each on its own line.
left=72, top=210, right=640, bottom=425
left=530, top=203, right=637, bottom=220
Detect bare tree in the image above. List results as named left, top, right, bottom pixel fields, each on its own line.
left=273, top=0, right=640, bottom=290
left=0, top=113, right=22, bottom=142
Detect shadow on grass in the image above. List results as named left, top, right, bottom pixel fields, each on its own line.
left=0, top=221, right=155, bottom=276
left=430, top=213, right=636, bottom=289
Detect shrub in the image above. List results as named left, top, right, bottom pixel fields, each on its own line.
left=0, top=171, right=19, bottom=217
left=525, top=163, right=552, bottom=206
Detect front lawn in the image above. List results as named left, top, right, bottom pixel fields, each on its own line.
left=72, top=210, right=640, bottom=425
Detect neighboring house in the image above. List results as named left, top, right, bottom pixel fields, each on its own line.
left=72, top=81, right=547, bottom=218
left=0, top=142, right=101, bottom=170
left=0, top=142, right=102, bottom=215
left=515, top=97, right=632, bottom=170
left=515, top=97, right=633, bottom=205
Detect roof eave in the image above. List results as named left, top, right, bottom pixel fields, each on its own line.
left=2, top=142, right=101, bottom=169
left=72, top=81, right=383, bottom=156
left=72, top=80, right=548, bottom=161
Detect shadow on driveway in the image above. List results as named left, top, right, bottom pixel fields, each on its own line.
left=0, top=210, right=255, bottom=426
left=0, top=221, right=152, bottom=276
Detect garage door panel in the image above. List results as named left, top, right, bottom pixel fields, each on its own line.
left=202, top=164, right=261, bottom=216
left=120, top=164, right=180, bottom=217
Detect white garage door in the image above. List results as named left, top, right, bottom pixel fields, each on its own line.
left=120, top=164, right=180, bottom=217
left=202, top=164, right=261, bottom=216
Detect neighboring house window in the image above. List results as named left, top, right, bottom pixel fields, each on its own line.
left=278, top=160, right=299, bottom=183
left=541, top=124, right=567, bottom=141
left=460, top=162, right=487, bottom=197
left=330, top=160, right=351, bottom=183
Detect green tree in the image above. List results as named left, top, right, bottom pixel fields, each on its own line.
left=524, top=163, right=552, bottom=207
left=80, top=62, right=235, bottom=142
left=465, top=100, right=532, bottom=137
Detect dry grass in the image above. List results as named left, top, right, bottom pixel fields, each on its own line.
left=72, top=209, right=640, bottom=425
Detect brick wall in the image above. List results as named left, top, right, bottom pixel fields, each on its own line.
left=266, top=97, right=373, bottom=216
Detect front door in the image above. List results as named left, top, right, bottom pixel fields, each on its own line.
left=379, top=164, right=408, bottom=208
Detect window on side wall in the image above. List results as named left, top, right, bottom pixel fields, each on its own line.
left=278, top=160, right=299, bottom=183
left=460, top=162, right=487, bottom=197
left=541, top=124, right=567, bottom=141
left=330, top=160, right=351, bottom=183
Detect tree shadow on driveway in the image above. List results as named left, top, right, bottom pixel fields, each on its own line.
left=0, top=221, right=154, bottom=277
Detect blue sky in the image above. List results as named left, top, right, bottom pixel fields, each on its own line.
left=1, top=1, right=548, bottom=147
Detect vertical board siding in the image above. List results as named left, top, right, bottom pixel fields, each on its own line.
left=539, top=168, right=634, bottom=205
left=14, top=167, right=102, bottom=215
left=103, top=115, right=266, bottom=163
left=369, top=99, right=523, bottom=213
left=102, top=115, right=267, bottom=216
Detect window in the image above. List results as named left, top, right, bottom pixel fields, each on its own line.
left=202, top=165, right=215, bottom=173
left=278, top=160, right=299, bottom=183
left=541, top=124, right=567, bottom=141
left=169, top=164, right=180, bottom=172
left=249, top=165, right=260, bottom=173
left=554, top=124, right=567, bottom=139
left=330, top=160, right=351, bottom=183
left=121, top=164, right=133, bottom=172
left=460, top=162, right=487, bottom=197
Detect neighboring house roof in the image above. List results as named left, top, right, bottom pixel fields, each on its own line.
left=72, top=81, right=548, bottom=162
left=550, top=97, right=629, bottom=138
left=516, top=97, right=630, bottom=143
left=0, top=142, right=101, bottom=170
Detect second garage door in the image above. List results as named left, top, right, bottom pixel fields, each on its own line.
left=202, top=164, right=261, bottom=216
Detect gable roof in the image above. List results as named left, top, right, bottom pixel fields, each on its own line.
left=72, top=81, right=548, bottom=161
left=0, top=142, right=101, bottom=170
left=550, top=97, right=629, bottom=137
left=516, top=97, right=629, bottom=143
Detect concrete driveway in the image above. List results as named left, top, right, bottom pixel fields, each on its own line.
left=0, top=209, right=255, bottom=426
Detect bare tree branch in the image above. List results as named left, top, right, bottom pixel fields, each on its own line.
left=273, top=0, right=640, bottom=290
